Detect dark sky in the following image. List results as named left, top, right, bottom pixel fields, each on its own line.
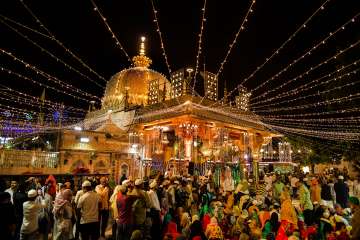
left=1, top=0, right=359, bottom=124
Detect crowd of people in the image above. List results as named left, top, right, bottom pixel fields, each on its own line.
left=0, top=168, right=360, bottom=240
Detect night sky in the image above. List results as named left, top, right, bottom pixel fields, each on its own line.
left=1, top=0, right=360, bottom=135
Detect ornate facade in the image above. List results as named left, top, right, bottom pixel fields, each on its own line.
left=0, top=37, right=280, bottom=181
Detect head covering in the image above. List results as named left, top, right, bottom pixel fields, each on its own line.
left=64, top=181, right=71, bottom=189
left=82, top=180, right=91, bottom=187
left=338, top=175, right=344, bottom=180
left=349, top=196, right=360, bottom=205
left=210, top=217, right=218, bottom=224
left=240, top=210, right=249, bottom=219
left=27, top=189, right=37, bottom=198
left=134, top=179, right=143, bottom=186
left=181, top=212, right=190, bottom=226
left=320, top=200, right=328, bottom=206
left=122, top=179, right=131, bottom=186
left=240, top=189, right=249, bottom=195
left=323, top=210, right=330, bottom=218
left=119, top=185, right=127, bottom=193
left=233, top=206, right=241, bottom=217
left=130, top=230, right=143, bottom=240
left=62, top=189, right=72, bottom=201
left=53, top=189, right=72, bottom=215
left=192, top=215, right=199, bottom=223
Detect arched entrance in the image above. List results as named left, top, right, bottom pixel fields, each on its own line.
left=120, top=163, right=129, bottom=178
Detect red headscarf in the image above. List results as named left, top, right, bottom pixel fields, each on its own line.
left=45, top=175, right=57, bottom=197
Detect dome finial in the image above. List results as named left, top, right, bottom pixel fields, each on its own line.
left=132, top=35, right=152, bottom=68
left=139, top=36, right=146, bottom=56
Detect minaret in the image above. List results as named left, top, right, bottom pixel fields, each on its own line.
left=132, top=36, right=152, bottom=68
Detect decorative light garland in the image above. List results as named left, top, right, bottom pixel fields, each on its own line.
left=0, top=102, right=84, bottom=120
left=238, top=0, right=332, bottom=88
left=191, top=0, right=207, bottom=98
left=263, top=119, right=360, bottom=131
left=254, top=92, right=360, bottom=113
left=0, top=66, right=94, bottom=102
left=262, top=116, right=360, bottom=123
left=251, top=13, right=359, bottom=99
left=0, top=85, right=87, bottom=113
left=217, top=13, right=360, bottom=105
left=1, top=49, right=101, bottom=100
left=90, top=0, right=131, bottom=64
left=0, top=14, right=51, bottom=39
left=18, top=0, right=107, bottom=83
left=150, top=0, right=172, bottom=76
left=0, top=91, right=86, bottom=115
left=251, top=69, right=360, bottom=109
left=251, top=59, right=360, bottom=106
left=0, top=18, right=104, bottom=89
left=260, top=107, right=360, bottom=118
left=264, top=124, right=360, bottom=141
left=216, top=0, right=256, bottom=78
left=277, top=131, right=360, bottom=153
left=216, top=0, right=332, bottom=105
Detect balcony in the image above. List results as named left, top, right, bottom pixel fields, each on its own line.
left=0, top=149, right=59, bottom=170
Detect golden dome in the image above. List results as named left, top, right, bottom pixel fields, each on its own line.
left=101, top=66, right=170, bottom=110
left=102, top=36, right=171, bottom=110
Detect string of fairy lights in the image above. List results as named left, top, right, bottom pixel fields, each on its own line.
left=251, top=68, right=360, bottom=109
left=149, top=0, right=172, bottom=76
left=0, top=49, right=101, bottom=100
left=0, top=93, right=85, bottom=116
left=273, top=131, right=360, bottom=153
left=252, top=31, right=360, bottom=100
left=251, top=59, right=360, bottom=107
left=250, top=14, right=360, bottom=101
left=0, top=14, right=51, bottom=39
left=260, top=107, right=360, bottom=118
left=0, top=18, right=105, bottom=89
left=215, top=0, right=333, bottom=105
left=0, top=66, right=95, bottom=102
left=254, top=91, right=360, bottom=113
left=263, top=116, right=360, bottom=123
left=0, top=85, right=87, bottom=113
left=263, top=120, right=360, bottom=130
left=263, top=124, right=360, bottom=141
left=0, top=1, right=359, bottom=143
left=0, top=101, right=83, bottom=121
left=237, top=0, right=332, bottom=87
left=191, top=0, right=207, bottom=98
left=216, top=0, right=256, bottom=78
left=0, top=107, right=83, bottom=127
left=18, top=0, right=107, bottom=83
left=90, top=0, right=131, bottom=64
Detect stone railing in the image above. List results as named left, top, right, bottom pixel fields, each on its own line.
left=0, top=149, right=59, bottom=169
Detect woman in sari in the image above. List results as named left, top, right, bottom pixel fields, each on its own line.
left=205, top=217, right=224, bottom=240
left=280, top=187, right=298, bottom=228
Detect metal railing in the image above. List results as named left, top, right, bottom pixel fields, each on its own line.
left=0, top=149, right=59, bottom=168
